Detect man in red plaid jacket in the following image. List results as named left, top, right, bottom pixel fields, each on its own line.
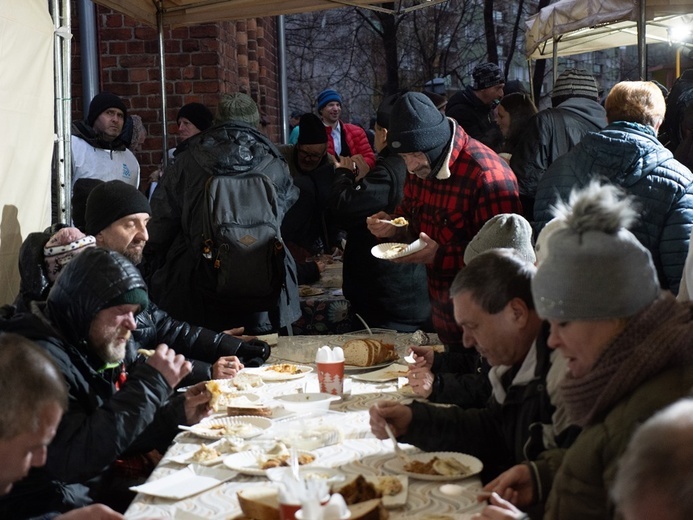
left=368, top=92, right=522, bottom=407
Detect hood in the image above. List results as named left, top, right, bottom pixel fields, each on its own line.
left=46, top=248, right=147, bottom=347
left=71, top=120, right=129, bottom=152
left=571, top=122, right=673, bottom=187
left=555, top=97, right=607, bottom=130
left=187, top=121, right=286, bottom=177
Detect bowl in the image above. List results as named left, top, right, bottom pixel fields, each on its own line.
left=274, top=392, right=340, bottom=413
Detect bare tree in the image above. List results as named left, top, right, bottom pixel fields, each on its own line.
left=484, top=0, right=499, bottom=64
left=284, top=0, right=535, bottom=121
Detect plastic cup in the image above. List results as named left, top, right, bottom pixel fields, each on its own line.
left=317, top=360, right=345, bottom=396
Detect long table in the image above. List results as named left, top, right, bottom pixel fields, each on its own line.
left=125, top=334, right=483, bottom=519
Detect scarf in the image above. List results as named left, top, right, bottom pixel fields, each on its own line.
left=561, top=293, right=693, bottom=427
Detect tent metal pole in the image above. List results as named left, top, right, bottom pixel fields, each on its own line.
left=157, top=2, right=169, bottom=170
left=637, top=0, right=646, bottom=79
left=78, top=0, right=99, bottom=114
left=52, top=0, right=72, bottom=224
left=553, top=39, right=558, bottom=85
left=277, top=15, right=290, bottom=143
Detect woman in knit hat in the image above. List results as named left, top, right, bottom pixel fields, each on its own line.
left=14, top=227, right=96, bottom=311
left=475, top=181, right=693, bottom=520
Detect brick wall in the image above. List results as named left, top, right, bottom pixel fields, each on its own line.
left=70, top=3, right=281, bottom=190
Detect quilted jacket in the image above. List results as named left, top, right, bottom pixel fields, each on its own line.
left=534, top=121, right=693, bottom=293
left=325, top=121, right=376, bottom=169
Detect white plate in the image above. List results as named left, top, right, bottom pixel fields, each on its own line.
left=351, top=363, right=410, bottom=382
left=344, top=360, right=397, bottom=373
left=266, top=466, right=346, bottom=486
left=184, top=416, right=272, bottom=440
left=365, top=475, right=408, bottom=508
left=168, top=438, right=250, bottom=466
left=383, top=452, right=483, bottom=481
left=299, top=286, right=326, bottom=297
left=223, top=450, right=317, bottom=476
left=130, top=464, right=237, bottom=499
left=247, top=364, right=313, bottom=381
left=177, top=375, right=265, bottom=393
left=371, top=239, right=425, bottom=260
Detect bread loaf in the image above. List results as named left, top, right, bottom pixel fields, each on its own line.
left=342, top=339, right=398, bottom=367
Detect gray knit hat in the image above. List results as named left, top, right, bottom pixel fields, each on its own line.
left=387, top=92, right=451, bottom=157
left=217, top=93, right=260, bottom=127
left=464, top=214, right=536, bottom=265
left=532, top=181, right=659, bottom=320
left=552, top=69, right=599, bottom=101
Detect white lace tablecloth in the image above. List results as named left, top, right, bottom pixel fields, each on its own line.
left=125, top=334, right=482, bottom=519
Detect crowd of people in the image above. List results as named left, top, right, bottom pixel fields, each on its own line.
left=1, top=64, right=693, bottom=519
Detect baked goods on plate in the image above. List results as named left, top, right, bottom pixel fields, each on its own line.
left=342, top=338, right=398, bottom=367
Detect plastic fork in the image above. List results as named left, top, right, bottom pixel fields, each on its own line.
left=384, top=422, right=412, bottom=464
left=376, top=218, right=408, bottom=227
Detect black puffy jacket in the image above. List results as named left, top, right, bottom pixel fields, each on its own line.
left=0, top=249, right=184, bottom=517
left=134, top=302, right=271, bottom=385
left=13, top=231, right=270, bottom=381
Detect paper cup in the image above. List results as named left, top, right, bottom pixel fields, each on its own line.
left=279, top=502, right=301, bottom=520
left=317, top=361, right=345, bottom=396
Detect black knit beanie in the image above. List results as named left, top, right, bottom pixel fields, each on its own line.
left=85, top=181, right=151, bottom=235
left=387, top=92, right=451, bottom=160
left=87, top=92, right=127, bottom=127
left=297, top=113, right=327, bottom=145
left=177, top=102, right=213, bottom=132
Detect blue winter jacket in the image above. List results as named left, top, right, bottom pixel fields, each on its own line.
left=534, top=121, right=693, bottom=293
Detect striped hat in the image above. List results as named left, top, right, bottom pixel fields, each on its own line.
left=552, top=69, right=599, bottom=101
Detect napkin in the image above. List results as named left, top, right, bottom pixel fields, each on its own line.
left=316, top=346, right=344, bottom=363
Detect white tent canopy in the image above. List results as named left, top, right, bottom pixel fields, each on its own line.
left=526, top=0, right=693, bottom=59
left=91, top=0, right=446, bottom=26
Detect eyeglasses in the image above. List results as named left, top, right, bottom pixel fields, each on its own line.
left=297, top=148, right=326, bottom=161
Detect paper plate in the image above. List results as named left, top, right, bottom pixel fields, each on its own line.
left=383, top=452, right=482, bottom=481
left=351, top=363, right=409, bottom=381
left=246, top=364, right=313, bottom=382
left=183, top=416, right=272, bottom=440
left=371, top=239, right=425, bottom=260
left=223, top=450, right=317, bottom=476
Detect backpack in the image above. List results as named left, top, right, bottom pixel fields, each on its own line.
left=201, top=155, right=286, bottom=312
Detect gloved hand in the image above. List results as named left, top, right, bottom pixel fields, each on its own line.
left=236, top=338, right=271, bottom=366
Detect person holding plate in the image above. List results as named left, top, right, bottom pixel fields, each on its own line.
left=367, top=92, right=522, bottom=408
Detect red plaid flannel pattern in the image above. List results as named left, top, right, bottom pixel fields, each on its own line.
left=397, top=125, right=522, bottom=345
